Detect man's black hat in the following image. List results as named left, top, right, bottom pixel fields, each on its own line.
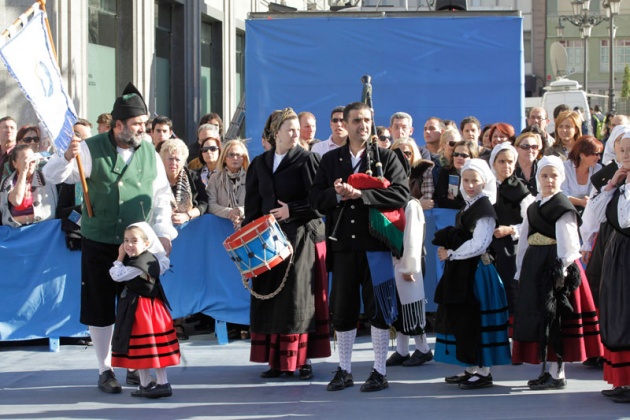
left=111, top=82, right=148, bottom=121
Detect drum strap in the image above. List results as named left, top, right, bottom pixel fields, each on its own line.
left=242, top=252, right=295, bottom=300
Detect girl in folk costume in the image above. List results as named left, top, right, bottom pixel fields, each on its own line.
left=386, top=141, right=434, bottom=367
left=513, top=156, right=602, bottom=390
left=434, top=159, right=512, bottom=390
left=110, top=222, right=180, bottom=399
left=488, top=143, right=534, bottom=333
left=581, top=134, right=630, bottom=403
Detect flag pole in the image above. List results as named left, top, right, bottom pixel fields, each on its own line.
left=37, top=0, right=93, bottom=217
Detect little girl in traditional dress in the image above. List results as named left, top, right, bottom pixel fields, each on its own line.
left=109, top=222, right=180, bottom=399
left=433, top=159, right=512, bottom=390
left=512, top=156, right=602, bottom=390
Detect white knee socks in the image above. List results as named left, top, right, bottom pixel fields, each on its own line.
left=336, top=329, right=356, bottom=373
left=414, top=333, right=431, bottom=353
left=89, top=325, right=114, bottom=374
left=372, top=326, right=389, bottom=375
left=396, top=332, right=410, bottom=356
left=139, top=369, right=152, bottom=387
left=549, top=362, right=565, bottom=379
left=155, top=368, right=168, bottom=385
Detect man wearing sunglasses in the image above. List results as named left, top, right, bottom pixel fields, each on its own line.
left=311, top=106, right=348, bottom=157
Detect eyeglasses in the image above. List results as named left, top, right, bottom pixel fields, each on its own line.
left=379, top=135, right=391, bottom=142
left=227, top=153, right=244, bottom=159
left=21, top=136, right=40, bottom=143
left=529, top=116, right=547, bottom=122
left=448, top=141, right=457, bottom=147
left=519, top=144, right=539, bottom=151
left=201, top=146, right=219, bottom=153
left=452, top=152, right=470, bottom=159
left=403, top=151, right=412, bottom=158
left=331, top=118, right=344, bottom=124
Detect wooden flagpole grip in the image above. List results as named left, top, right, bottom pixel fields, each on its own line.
left=75, top=154, right=93, bottom=217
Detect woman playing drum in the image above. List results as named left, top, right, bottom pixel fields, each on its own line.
left=243, top=108, right=330, bottom=380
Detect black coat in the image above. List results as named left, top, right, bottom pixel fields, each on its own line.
left=309, top=142, right=409, bottom=259
left=244, top=146, right=325, bottom=334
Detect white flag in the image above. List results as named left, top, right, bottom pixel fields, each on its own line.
left=0, top=8, right=77, bottom=153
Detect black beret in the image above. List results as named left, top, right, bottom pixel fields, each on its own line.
left=111, top=82, right=148, bottom=121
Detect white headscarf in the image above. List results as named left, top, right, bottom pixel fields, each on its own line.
left=461, top=158, right=496, bottom=204
left=489, top=143, right=518, bottom=177
left=602, top=124, right=630, bottom=165
left=536, top=155, right=565, bottom=195
left=127, top=222, right=166, bottom=256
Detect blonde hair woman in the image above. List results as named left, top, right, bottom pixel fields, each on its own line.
left=206, top=139, right=250, bottom=229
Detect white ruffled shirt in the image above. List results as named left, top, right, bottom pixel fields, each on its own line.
left=109, top=251, right=170, bottom=282
left=580, top=183, right=630, bottom=251
left=447, top=194, right=494, bottom=261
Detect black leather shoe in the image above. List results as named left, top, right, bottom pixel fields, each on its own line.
left=299, top=365, right=313, bottom=380
left=402, top=349, right=433, bottom=367
left=602, top=387, right=628, bottom=398
left=131, top=383, right=172, bottom=399
left=459, top=373, right=493, bottom=389
left=445, top=371, right=473, bottom=384
left=326, top=367, right=354, bottom=391
left=260, top=368, right=281, bottom=378
left=126, top=369, right=140, bottom=385
left=385, top=351, right=410, bottom=367
left=527, top=372, right=550, bottom=387
left=98, top=370, right=122, bottom=394
left=360, top=369, right=389, bottom=392
left=610, top=389, right=630, bottom=403
left=583, top=357, right=604, bottom=368
left=529, top=374, right=566, bottom=390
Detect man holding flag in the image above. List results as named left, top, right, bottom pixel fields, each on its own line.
left=43, top=83, right=177, bottom=394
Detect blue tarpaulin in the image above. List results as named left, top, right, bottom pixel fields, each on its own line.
left=246, top=15, right=523, bottom=157
left=0, top=211, right=457, bottom=342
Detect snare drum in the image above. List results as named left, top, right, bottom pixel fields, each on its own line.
left=223, top=214, right=293, bottom=279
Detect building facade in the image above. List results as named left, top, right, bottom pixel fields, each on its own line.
left=0, top=0, right=627, bottom=144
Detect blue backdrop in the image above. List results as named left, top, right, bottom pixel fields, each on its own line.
left=245, top=15, right=524, bottom=157
left=0, top=211, right=457, bottom=343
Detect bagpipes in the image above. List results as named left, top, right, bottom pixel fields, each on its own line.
left=329, top=75, right=406, bottom=258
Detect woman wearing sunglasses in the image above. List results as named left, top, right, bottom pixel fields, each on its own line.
left=561, top=135, right=602, bottom=215
left=16, top=125, right=42, bottom=153
left=435, top=140, right=477, bottom=209
left=194, top=129, right=222, bottom=188
left=207, top=139, right=249, bottom=230
left=514, top=132, right=542, bottom=196
left=376, top=126, right=392, bottom=149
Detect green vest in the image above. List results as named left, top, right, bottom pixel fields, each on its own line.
left=81, top=132, right=157, bottom=244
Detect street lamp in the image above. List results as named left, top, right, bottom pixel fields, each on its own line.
left=557, top=1, right=608, bottom=94
left=604, top=0, right=622, bottom=112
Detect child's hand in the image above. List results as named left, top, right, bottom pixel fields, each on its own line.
left=117, top=244, right=126, bottom=261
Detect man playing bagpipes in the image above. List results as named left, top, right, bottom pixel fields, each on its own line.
left=310, top=101, right=409, bottom=392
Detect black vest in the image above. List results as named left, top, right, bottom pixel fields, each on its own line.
left=527, top=193, right=581, bottom=239
left=457, top=196, right=498, bottom=232
left=123, top=251, right=169, bottom=307
left=495, top=175, right=530, bottom=226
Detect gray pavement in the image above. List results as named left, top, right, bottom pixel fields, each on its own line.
left=1, top=332, right=628, bottom=420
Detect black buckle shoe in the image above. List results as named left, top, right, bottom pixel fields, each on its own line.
left=299, top=365, right=313, bottom=380
left=445, top=371, right=473, bottom=384
left=126, top=369, right=140, bottom=385
left=527, top=372, right=550, bottom=387
left=528, top=373, right=566, bottom=390
left=360, top=369, right=389, bottom=392
left=459, top=373, right=493, bottom=389
left=385, top=351, right=410, bottom=367
left=610, top=389, right=630, bottom=403
left=402, top=349, right=434, bottom=367
left=326, top=367, right=354, bottom=391
left=602, top=387, right=628, bottom=398
left=98, top=370, right=122, bottom=394
left=131, top=383, right=172, bottom=399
